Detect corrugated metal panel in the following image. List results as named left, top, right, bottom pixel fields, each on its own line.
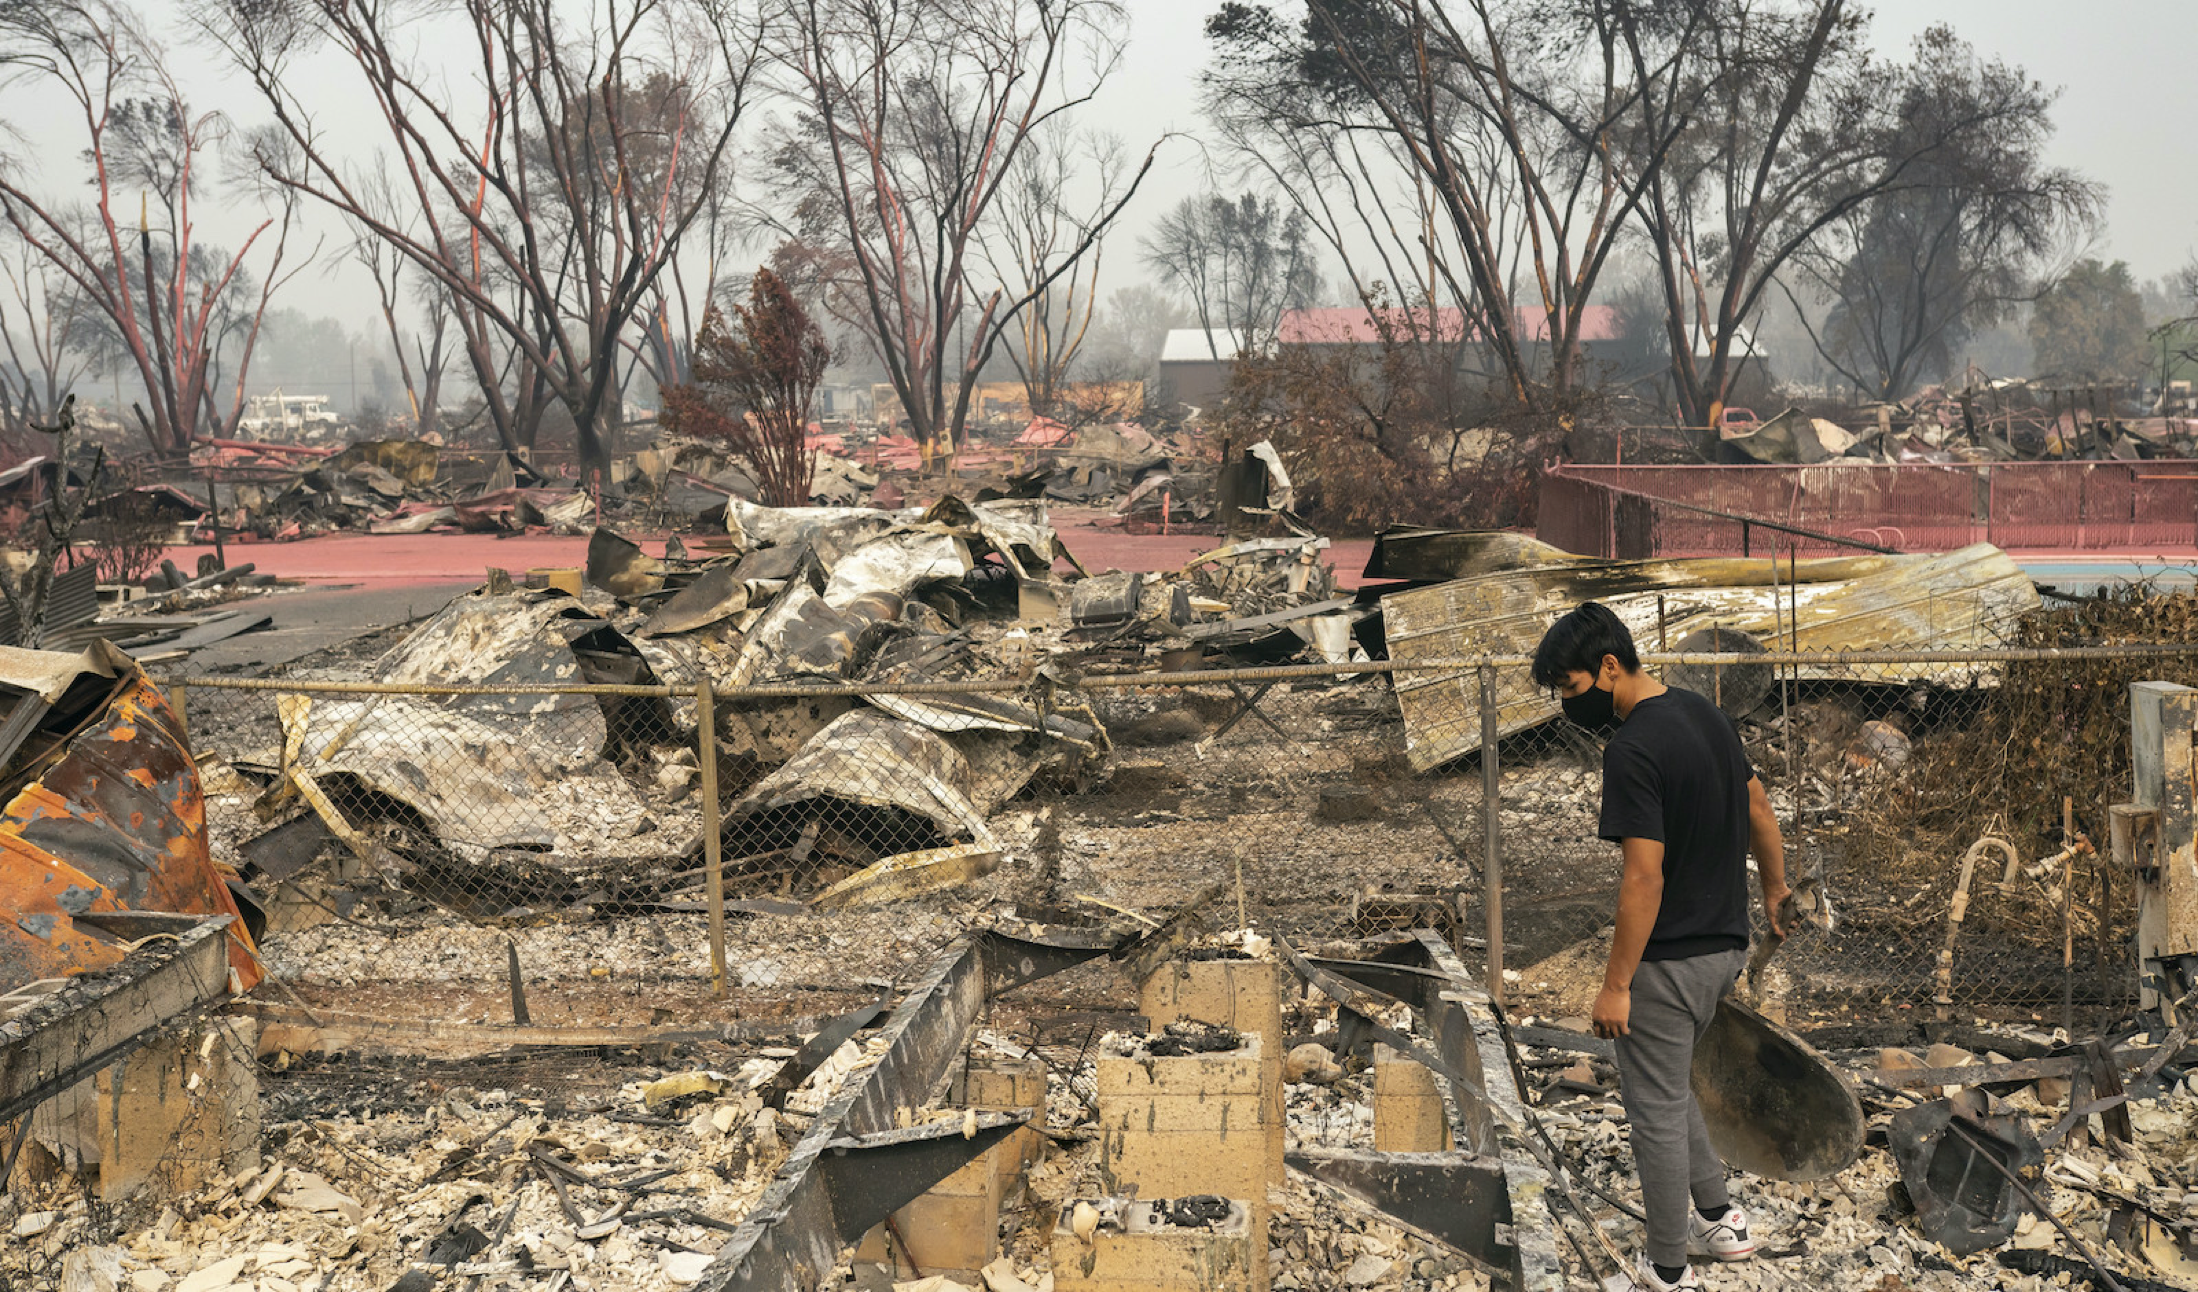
left=45, top=564, right=97, bottom=636
left=0, top=563, right=98, bottom=650
left=1383, top=542, right=2040, bottom=771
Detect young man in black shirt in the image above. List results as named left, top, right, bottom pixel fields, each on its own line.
left=1532, top=602, right=1791, bottom=1292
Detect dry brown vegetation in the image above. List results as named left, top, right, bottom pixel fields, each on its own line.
left=1834, top=590, right=2198, bottom=957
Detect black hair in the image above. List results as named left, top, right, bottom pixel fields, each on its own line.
left=1531, top=601, right=1640, bottom=688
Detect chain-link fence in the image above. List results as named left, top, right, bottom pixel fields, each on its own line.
left=163, top=631, right=2198, bottom=1045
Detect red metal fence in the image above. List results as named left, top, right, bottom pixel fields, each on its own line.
left=1541, top=462, right=2198, bottom=558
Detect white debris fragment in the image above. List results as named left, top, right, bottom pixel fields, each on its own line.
left=659, top=1249, right=714, bottom=1284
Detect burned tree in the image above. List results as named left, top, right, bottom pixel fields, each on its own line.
left=0, top=1, right=298, bottom=458
left=0, top=394, right=108, bottom=644
left=205, top=0, right=763, bottom=473
left=348, top=202, right=453, bottom=441
left=662, top=266, right=831, bottom=507
left=1140, top=191, right=1321, bottom=355
left=982, top=127, right=1147, bottom=427
left=765, top=0, right=1156, bottom=460
left=1613, top=2, right=2079, bottom=426
left=1203, top=0, right=1689, bottom=413
left=0, top=232, right=91, bottom=454
left=2029, top=258, right=2149, bottom=385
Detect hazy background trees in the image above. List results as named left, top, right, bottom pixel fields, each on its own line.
left=1140, top=192, right=1321, bottom=353
left=202, top=0, right=763, bottom=472
left=0, top=0, right=301, bottom=457
left=759, top=0, right=1159, bottom=455
left=2030, top=259, right=2148, bottom=383
left=1787, top=27, right=2099, bottom=401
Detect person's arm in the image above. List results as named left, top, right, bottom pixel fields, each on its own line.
left=1748, top=774, right=1792, bottom=938
left=1594, top=836, right=1664, bottom=1039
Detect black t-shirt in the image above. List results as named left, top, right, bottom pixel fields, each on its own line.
left=1597, top=687, right=1755, bottom=960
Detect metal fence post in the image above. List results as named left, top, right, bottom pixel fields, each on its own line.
left=696, top=681, right=727, bottom=998
left=1479, top=664, right=1504, bottom=1005
left=167, top=682, right=188, bottom=750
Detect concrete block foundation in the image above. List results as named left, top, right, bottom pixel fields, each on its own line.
left=1051, top=1197, right=1263, bottom=1292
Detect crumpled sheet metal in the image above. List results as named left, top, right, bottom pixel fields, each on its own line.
left=720, top=709, right=997, bottom=858
left=375, top=589, right=624, bottom=722
left=726, top=495, right=1075, bottom=584
left=1248, top=438, right=1295, bottom=512
left=0, top=641, right=129, bottom=706
left=0, top=663, right=261, bottom=994
left=251, top=587, right=664, bottom=856
left=724, top=499, right=921, bottom=569
left=822, top=531, right=971, bottom=608
left=864, top=691, right=1101, bottom=748
left=330, top=439, right=440, bottom=487
left=640, top=545, right=809, bottom=638
left=723, top=582, right=902, bottom=688
left=518, top=491, right=595, bottom=532
left=1384, top=541, right=2042, bottom=771
left=270, top=691, right=634, bottom=853
left=922, top=496, right=1072, bottom=580
left=587, top=528, right=667, bottom=599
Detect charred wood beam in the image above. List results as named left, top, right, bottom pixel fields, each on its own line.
left=816, top=1113, right=1027, bottom=1245
left=1871, top=1056, right=2082, bottom=1088
left=1274, top=932, right=1564, bottom=1291
left=0, top=917, right=234, bottom=1124
left=239, top=1004, right=838, bottom=1057
left=1507, top=1024, right=1616, bottom=1060
left=1287, top=1148, right=1510, bottom=1272
left=758, top=998, right=889, bottom=1111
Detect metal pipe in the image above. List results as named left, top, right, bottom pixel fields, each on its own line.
left=697, top=682, right=727, bottom=999
left=167, top=682, right=189, bottom=751
left=1937, top=837, right=2018, bottom=1020
left=1479, top=664, right=1502, bottom=1005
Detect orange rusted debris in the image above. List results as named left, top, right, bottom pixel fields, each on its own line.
left=0, top=642, right=260, bottom=994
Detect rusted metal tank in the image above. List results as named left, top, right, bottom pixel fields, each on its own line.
left=0, top=642, right=260, bottom=994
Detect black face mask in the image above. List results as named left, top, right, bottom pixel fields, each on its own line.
left=1562, top=679, right=1618, bottom=733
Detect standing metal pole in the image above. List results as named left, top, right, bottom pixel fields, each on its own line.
left=1479, top=664, right=1504, bottom=1005
left=168, top=682, right=189, bottom=750
left=697, top=681, right=727, bottom=998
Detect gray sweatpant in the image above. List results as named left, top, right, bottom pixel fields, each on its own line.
left=1613, top=947, right=1747, bottom=1268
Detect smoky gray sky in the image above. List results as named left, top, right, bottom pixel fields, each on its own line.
left=7, top=0, right=2193, bottom=337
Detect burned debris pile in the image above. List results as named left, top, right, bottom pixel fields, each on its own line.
left=126, top=439, right=603, bottom=542
left=88, top=416, right=1227, bottom=554
left=1719, top=379, right=2198, bottom=466
left=199, top=492, right=1374, bottom=930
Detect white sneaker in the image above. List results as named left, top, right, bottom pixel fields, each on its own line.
left=1619, top=1252, right=1700, bottom=1290
left=1688, top=1204, right=1758, bottom=1262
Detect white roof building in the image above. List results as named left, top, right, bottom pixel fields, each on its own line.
left=1159, top=327, right=1250, bottom=364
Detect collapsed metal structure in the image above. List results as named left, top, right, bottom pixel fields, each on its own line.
left=693, top=925, right=1564, bottom=1291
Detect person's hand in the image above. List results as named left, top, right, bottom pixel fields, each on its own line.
left=1762, top=881, right=1795, bottom=939
left=1593, top=984, right=1631, bottom=1039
